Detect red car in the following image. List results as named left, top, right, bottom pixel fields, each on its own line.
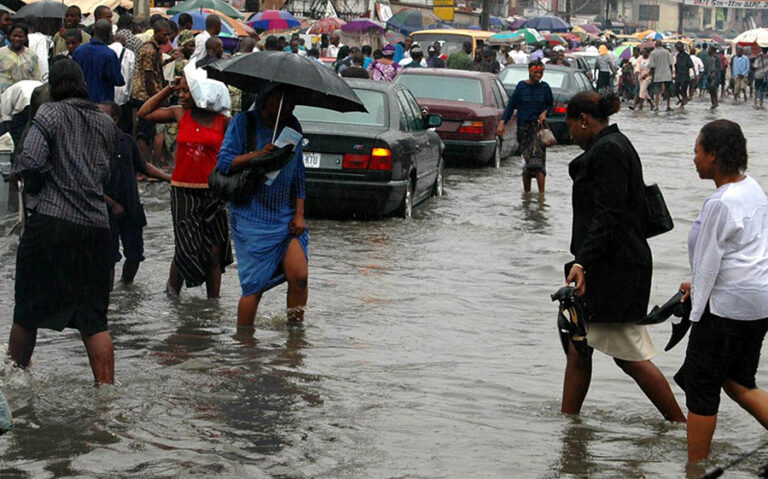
left=395, top=69, right=517, bottom=168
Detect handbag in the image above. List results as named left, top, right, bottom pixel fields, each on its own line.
left=208, top=112, right=295, bottom=204
left=537, top=121, right=557, bottom=148
left=643, top=183, right=674, bottom=238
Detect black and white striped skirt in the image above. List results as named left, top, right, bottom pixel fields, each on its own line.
left=170, top=187, right=233, bottom=288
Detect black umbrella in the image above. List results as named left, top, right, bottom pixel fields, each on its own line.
left=204, top=51, right=367, bottom=113
left=13, top=1, right=67, bottom=19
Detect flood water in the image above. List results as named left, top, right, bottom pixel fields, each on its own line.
left=1, top=96, right=768, bottom=478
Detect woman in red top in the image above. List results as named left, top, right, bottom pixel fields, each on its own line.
left=138, top=75, right=233, bottom=298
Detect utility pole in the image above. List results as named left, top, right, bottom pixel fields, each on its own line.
left=135, top=0, right=150, bottom=21
left=565, top=0, right=572, bottom=23
left=677, top=3, right=684, bottom=34
left=481, top=0, right=490, bottom=30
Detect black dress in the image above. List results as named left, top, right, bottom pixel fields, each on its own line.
left=568, top=124, right=651, bottom=323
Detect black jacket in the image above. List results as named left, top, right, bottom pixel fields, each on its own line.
left=568, top=124, right=651, bottom=323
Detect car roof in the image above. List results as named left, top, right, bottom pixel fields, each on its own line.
left=411, top=29, right=495, bottom=38
left=501, top=64, right=575, bottom=73
left=343, top=78, right=403, bottom=92
left=397, top=68, right=497, bottom=80
left=569, top=51, right=598, bottom=57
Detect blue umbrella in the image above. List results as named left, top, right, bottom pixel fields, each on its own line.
left=524, top=15, right=571, bottom=33
left=169, top=11, right=235, bottom=35
left=489, top=16, right=507, bottom=30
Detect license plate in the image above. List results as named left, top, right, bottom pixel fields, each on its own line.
left=303, top=152, right=321, bottom=168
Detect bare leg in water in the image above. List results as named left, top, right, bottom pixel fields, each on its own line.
left=205, top=244, right=223, bottom=299
left=167, top=261, right=184, bottom=296
left=8, top=323, right=36, bottom=368
left=82, top=331, right=114, bottom=385
left=283, top=238, right=308, bottom=322
left=535, top=171, right=546, bottom=195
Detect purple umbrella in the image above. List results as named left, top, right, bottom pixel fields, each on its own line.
left=509, top=18, right=527, bottom=30
left=341, top=18, right=386, bottom=34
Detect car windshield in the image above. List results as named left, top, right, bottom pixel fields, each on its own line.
left=411, top=33, right=472, bottom=57
left=499, top=68, right=568, bottom=90
left=293, top=89, right=388, bottom=127
left=396, top=74, right=484, bottom=104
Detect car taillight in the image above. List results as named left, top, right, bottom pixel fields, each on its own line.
left=458, top=120, right=483, bottom=135
left=342, top=154, right=369, bottom=169
left=369, top=147, right=392, bottom=171
left=553, top=102, right=567, bottom=115
left=342, top=148, right=392, bottom=171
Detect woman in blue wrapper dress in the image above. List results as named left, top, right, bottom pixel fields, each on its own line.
left=217, top=84, right=309, bottom=326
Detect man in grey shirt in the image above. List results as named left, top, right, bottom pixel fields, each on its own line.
left=648, top=39, right=674, bottom=111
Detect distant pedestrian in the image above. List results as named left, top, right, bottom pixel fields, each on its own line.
left=327, top=31, right=343, bottom=58
left=9, top=59, right=121, bottom=385
left=0, top=11, right=10, bottom=47
left=649, top=40, right=673, bottom=111
left=99, top=101, right=171, bottom=289
left=705, top=46, right=721, bottom=110
left=633, top=48, right=653, bottom=110
left=24, top=17, right=51, bottom=82
left=497, top=60, right=553, bottom=194
left=72, top=19, right=125, bottom=103
left=195, top=36, right=223, bottom=69
left=63, top=29, right=83, bottom=58
left=674, top=42, right=694, bottom=108
left=340, top=53, right=370, bottom=78
left=0, top=24, right=41, bottom=95
left=368, top=44, right=402, bottom=81
left=562, top=90, right=686, bottom=423
left=427, top=42, right=445, bottom=68
left=190, top=14, right=221, bottom=65
left=115, top=13, right=143, bottom=55
left=732, top=47, right=750, bottom=102
left=446, top=41, right=473, bottom=70
left=676, top=119, right=768, bottom=462
left=754, top=47, right=768, bottom=107
left=596, top=44, right=617, bottom=93
left=109, top=31, right=136, bottom=134
left=53, top=6, right=90, bottom=56
left=85, top=6, right=113, bottom=36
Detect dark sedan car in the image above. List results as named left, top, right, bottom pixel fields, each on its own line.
left=498, top=64, right=594, bottom=143
left=294, top=79, right=444, bottom=219
left=394, top=69, right=517, bottom=168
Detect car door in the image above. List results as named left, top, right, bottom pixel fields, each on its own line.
left=393, top=90, right=419, bottom=185
left=490, top=79, right=516, bottom=157
left=398, top=89, right=438, bottom=202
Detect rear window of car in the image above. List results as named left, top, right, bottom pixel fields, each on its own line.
left=395, top=74, right=484, bottom=104
left=499, top=67, right=568, bottom=90
left=293, top=89, right=388, bottom=127
left=411, top=33, right=473, bottom=57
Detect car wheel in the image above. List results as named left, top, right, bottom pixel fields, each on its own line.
left=489, top=138, right=501, bottom=169
left=397, top=176, right=414, bottom=219
left=432, top=159, right=444, bottom=197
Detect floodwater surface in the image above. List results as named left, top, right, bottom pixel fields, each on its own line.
left=0, top=96, right=767, bottom=478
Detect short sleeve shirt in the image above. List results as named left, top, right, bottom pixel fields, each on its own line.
left=649, top=48, right=673, bottom=82
left=132, top=39, right=165, bottom=102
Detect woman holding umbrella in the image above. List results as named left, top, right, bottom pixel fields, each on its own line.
left=217, top=83, right=309, bottom=326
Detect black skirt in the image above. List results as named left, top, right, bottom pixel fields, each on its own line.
left=14, top=213, right=111, bottom=337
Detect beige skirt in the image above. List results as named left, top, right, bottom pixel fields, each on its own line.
left=585, top=322, right=657, bottom=362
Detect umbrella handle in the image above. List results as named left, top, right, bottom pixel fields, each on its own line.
left=272, top=92, right=284, bottom=144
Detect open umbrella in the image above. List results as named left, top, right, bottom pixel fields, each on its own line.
left=645, top=31, right=666, bottom=41
left=734, top=28, right=768, bottom=47
left=508, top=17, right=527, bottom=30
left=247, top=10, right=301, bottom=32
left=385, top=30, right=406, bottom=44
left=205, top=51, right=366, bottom=113
left=524, top=15, right=570, bottom=33
left=12, top=1, right=66, bottom=19
left=486, top=31, right=528, bottom=45
left=489, top=16, right=507, bottom=31
left=170, top=10, right=236, bottom=35
left=168, top=0, right=244, bottom=19
left=508, top=27, right=544, bottom=45
left=544, top=33, right=566, bottom=45
left=386, top=8, right=444, bottom=35
left=576, top=23, right=601, bottom=35
left=308, top=17, right=345, bottom=34
left=341, top=18, right=386, bottom=34
left=561, top=32, right=580, bottom=44
left=633, top=29, right=655, bottom=40
left=614, top=44, right=633, bottom=60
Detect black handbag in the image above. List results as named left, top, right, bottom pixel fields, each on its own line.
left=209, top=112, right=296, bottom=204
left=643, top=183, right=674, bottom=238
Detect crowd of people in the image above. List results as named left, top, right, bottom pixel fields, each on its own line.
left=2, top=6, right=768, bottom=467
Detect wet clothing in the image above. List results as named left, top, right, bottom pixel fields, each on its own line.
left=217, top=111, right=308, bottom=296
left=173, top=110, right=229, bottom=188
left=568, top=124, right=651, bottom=324
left=12, top=99, right=118, bottom=228
left=517, top=120, right=545, bottom=175
left=72, top=37, right=125, bottom=103
left=14, top=212, right=111, bottom=337
left=649, top=47, right=673, bottom=83
left=585, top=321, right=656, bottom=362
left=674, top=51, right=694, bottom=81
left=675, top=307, right=768, bottom=416
left=502, top=80, right=553, bottom=123
left=170, top=187, right=233, bottom=287
left=368, top=60, right=402, bottom=81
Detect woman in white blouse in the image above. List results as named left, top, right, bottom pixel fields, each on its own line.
left=677, top=119, right=768, bottom=463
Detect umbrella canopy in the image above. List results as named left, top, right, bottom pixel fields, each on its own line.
left=524, top=15, right=570, bottom=33
left=170, top=10, right=236, bottom=35
left=385, top=29, right=406, bottom=44
left=734, top=28, right=768, bottom=47
left=508, top=27, right=544, bottom=45
left=509, top=17, right=527, bottom=30
left=633, top=29, right=655, bottom=40
left=247, top=10, right=301, bottom=32
left=486, top=31, right=528, bottom=45
left=308, top=17, right=345, bottom=34
left=489, top=16, right=507, bottom=30
left=13, top=1, right=66, bottom=19
left=22, top=0, right=132, bottom=14
left=168, top=0, right=244, bottom=19
left=341, top=18, right=385, bottom=34
left=614, top=44, right=633, bottom=60
left=545, top=33, right=566, bottom=45
left=645, top=31, right=666, bottom=40
left=386, top=8, right=444, bottom=35
left=205, top=51, right=366, bottom=113
left=561, top=32, right=580, bottom=43
left=577, top=23, right=601, bottom=35
left=710, top=33, right=726, bottom=45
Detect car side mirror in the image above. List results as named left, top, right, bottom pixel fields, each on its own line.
left=427, top=114, right=442, bottom=128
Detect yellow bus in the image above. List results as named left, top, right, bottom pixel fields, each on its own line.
left=411, top=29, right=496, bottom=59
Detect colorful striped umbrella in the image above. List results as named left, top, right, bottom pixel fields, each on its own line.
left=486, top=30, right=528, bottom=45
left=170, top=10, right=233, bottom=35
left=509, top=27, right=544, bottom=45
left=386, top=8, right=444, bottom=35
left=308, top=17, right=346, bottom=34
left=545, top=33, right=566, bottom=45
left=247, top=10, right=301, bottom=32
left=614, top=44, right=633, bottom=60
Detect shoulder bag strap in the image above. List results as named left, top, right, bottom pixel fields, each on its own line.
left=246, top=111, right=257, bottom=152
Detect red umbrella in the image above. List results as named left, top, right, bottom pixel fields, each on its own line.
left=309, top=17, right=346, bottom=35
